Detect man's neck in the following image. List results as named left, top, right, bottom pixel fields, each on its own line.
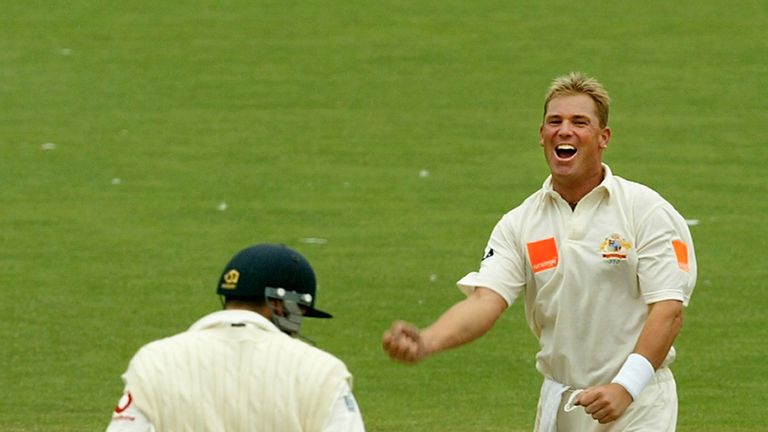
left=552, top=167, right=605, bottom=208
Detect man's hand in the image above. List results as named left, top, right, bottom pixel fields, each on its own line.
left=576, top=383, right=633, bottom=424
left=382, top=321, right=428, bottom=364
left=382, top=288, right=507, bottom=365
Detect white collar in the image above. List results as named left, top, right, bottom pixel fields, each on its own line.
left=187, top=309, right=281, bottom=333
left=542, top=163, right=614, bottom=199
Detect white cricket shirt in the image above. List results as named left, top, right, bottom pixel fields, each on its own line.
left=458, top=165, right=696, bottom=389
left=106, top=310, right=365, bottom=432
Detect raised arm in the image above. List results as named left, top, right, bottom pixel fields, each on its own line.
left=382, top=287, right=508, bottom=364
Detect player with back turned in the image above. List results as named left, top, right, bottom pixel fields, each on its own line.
left=382, top=72, right=696, bottom=431
left=107, top=243, right=365, bottom=432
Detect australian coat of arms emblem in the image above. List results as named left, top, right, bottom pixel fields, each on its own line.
left=600, top=233, right=632, bottom=264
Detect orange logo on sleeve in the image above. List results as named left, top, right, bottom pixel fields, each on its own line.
left=672, top=240, right=689, bottom=272
left=527, top=237, right=559, bottom=273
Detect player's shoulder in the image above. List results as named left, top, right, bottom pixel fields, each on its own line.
left=130, top=329, right=194, bottom=359
left=288, top=336, right=348, bottom=367
left=497, top=188, right=549, bottom=226
left=273, top=336, right=353, bottom=384
left=609, top=175, right=668, bottom=207
left=609, top=174, right=691, bottom=226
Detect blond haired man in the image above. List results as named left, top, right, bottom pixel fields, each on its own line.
left=382, top=72, right=696, bottom=431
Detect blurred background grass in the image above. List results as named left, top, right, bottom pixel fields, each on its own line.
left=1, top=1, right=766, bottom=430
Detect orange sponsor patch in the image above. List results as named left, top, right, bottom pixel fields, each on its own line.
left=527, top=237, right=559, bottom=273
left=672, top=240, right=689, bottom=272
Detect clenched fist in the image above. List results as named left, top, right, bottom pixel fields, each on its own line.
left=382, top=321, right=428, bottom=364
left=576, top=383, right=633, bottom=424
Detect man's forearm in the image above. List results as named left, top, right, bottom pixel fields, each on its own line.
left=634, top=299, right=683, bottom=368
left=421, top=287, right=507, bottom=356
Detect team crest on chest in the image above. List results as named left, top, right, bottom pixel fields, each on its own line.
left=600, top=233, right=632, bottom=264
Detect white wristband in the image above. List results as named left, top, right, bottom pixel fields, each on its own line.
left=611, top=353, right=655, bottom=401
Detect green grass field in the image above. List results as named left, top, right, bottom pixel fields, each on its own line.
left=2, top=1, right=767, bottom=431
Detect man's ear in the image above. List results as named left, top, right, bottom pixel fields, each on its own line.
left=267, top=299, right=285, bottom=317
left=258, top=303, right=271, bottom=318
left=599, top=126, right=612, bottom=149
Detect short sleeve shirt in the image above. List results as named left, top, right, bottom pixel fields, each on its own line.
left=457, top=165, right=697, bottom=388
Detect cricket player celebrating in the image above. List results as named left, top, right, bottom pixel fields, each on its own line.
left=107, top=244, right=365, bottom=432
left=382, top=72, right=697, bottom=431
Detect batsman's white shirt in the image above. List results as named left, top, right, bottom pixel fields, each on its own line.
left=458, top=164, right=697, bottom=388
left=106, top=310, right=365, bottom=432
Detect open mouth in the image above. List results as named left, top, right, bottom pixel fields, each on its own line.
left=555, top=144, right=577, bottom=160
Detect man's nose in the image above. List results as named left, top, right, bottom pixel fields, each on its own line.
left=557, top=121, right=574, bottom=136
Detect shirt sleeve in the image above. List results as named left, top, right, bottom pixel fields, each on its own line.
left=321, top=381, right=366, bottom=432
left=636, top=202, right=697, bottom=306
left=105, top=391, right=155, bottom=432
left=456, top=215, right=526, bottom=306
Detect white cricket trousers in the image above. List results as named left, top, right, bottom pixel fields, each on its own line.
left=541, top=368, right=678, bottom=432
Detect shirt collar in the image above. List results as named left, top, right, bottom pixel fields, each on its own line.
left=542, top=163, right=615, bottom=200
left=187, top=309, right=281, bottom=333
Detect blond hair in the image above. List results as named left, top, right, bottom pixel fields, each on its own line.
left=544, top=72, right=611, bottom=128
